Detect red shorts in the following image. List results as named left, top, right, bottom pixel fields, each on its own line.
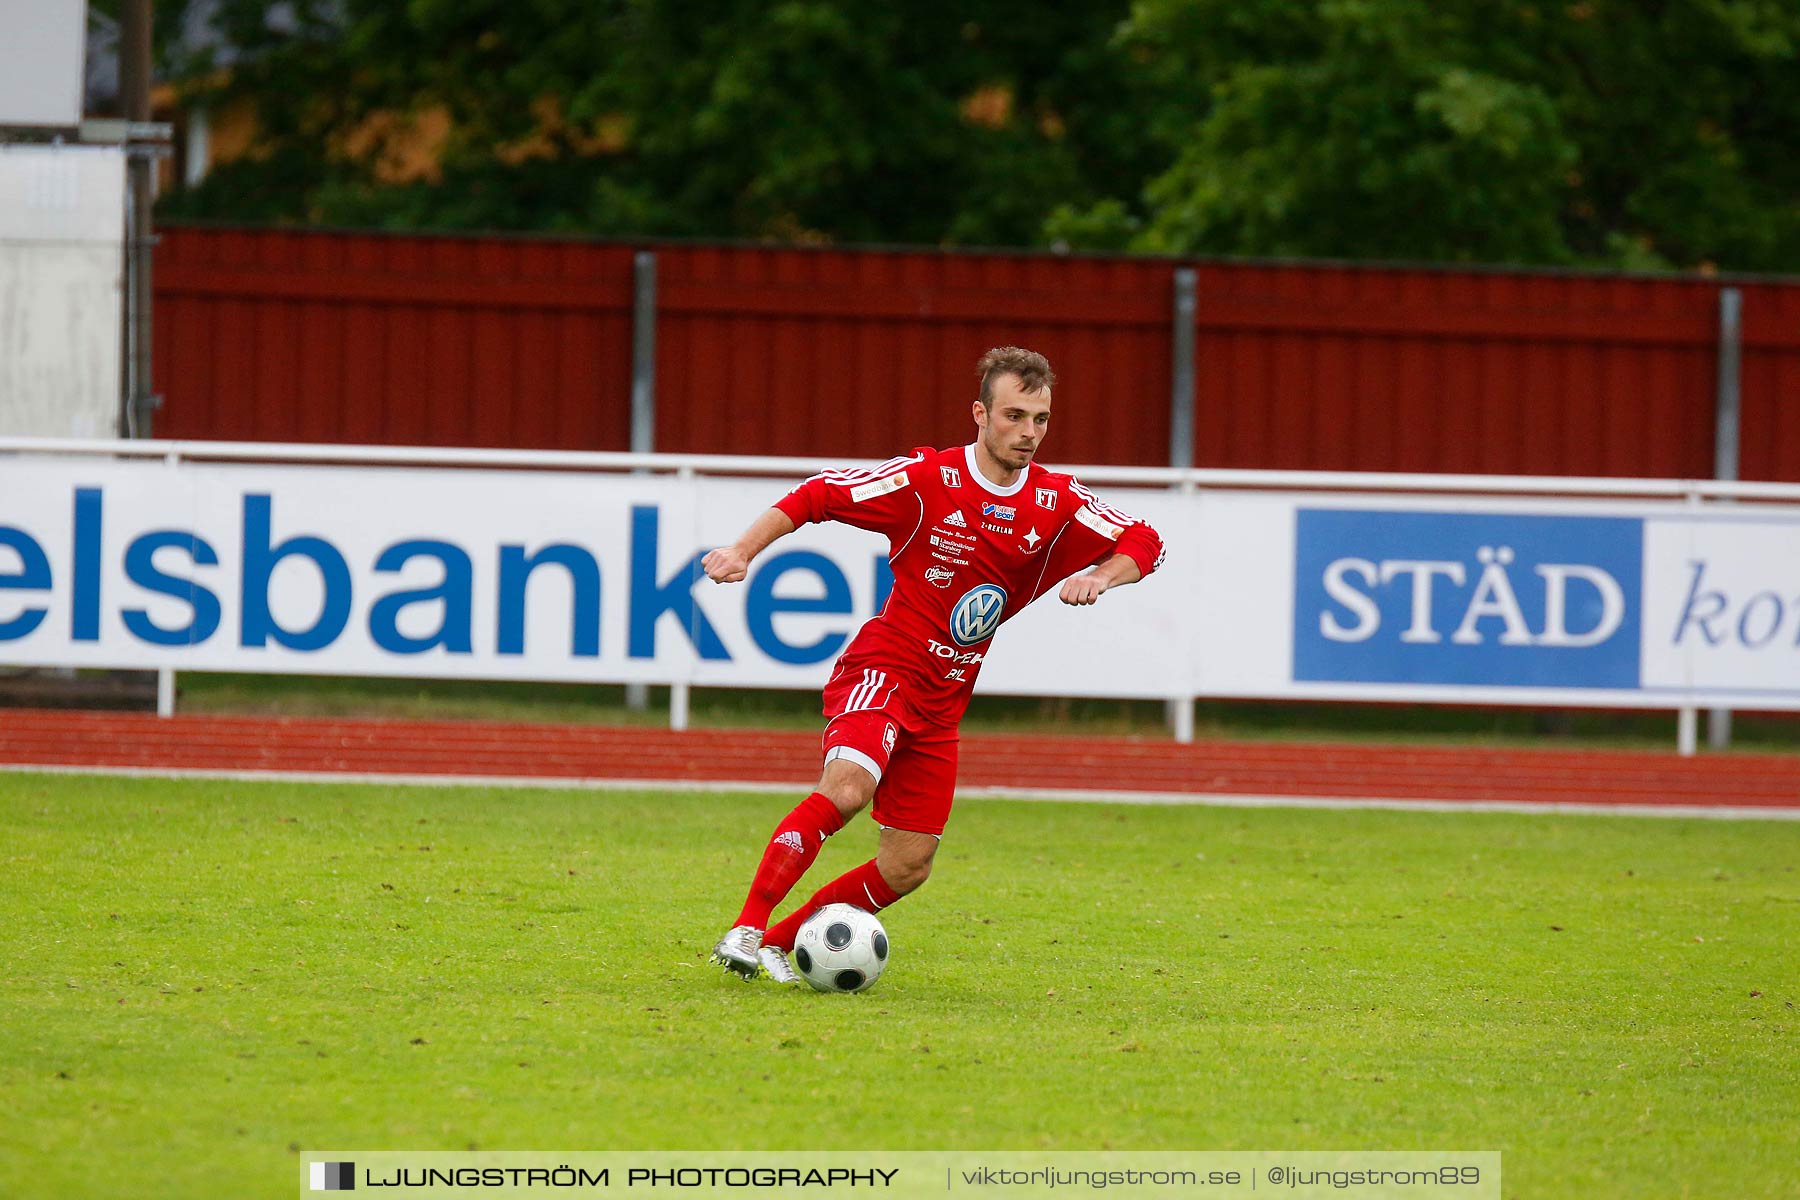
left=820, top=668, right=959, bottom=838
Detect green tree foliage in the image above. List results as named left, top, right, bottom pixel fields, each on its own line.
left=158, top=0, right=1162, bottom=246
left=157, top=0, right=1800, bottom=271
left=1059, top=0, right=1800, bottom=269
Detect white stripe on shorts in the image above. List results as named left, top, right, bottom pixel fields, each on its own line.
left=845, top=668, right=889, bottom=713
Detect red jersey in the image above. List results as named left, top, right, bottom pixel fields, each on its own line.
left=774, top=443, right=1165, bottom=731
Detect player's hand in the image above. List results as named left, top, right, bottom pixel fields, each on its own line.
left=1058, top=572, right=1110, bottom=606
left=702, top=546, right=751, bottom=584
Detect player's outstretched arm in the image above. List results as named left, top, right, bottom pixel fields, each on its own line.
left=1058, top=553, right=1142, bottom=606
left=702, top=508, right=797, bottom=584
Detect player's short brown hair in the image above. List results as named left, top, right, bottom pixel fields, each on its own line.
left=976, top=347, right=1055, bottom=408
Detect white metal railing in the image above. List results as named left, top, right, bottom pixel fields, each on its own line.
left=6, top=436, right=1800, bottom=502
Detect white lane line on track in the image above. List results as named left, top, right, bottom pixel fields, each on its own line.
left=2, top=762, right=1796, bottom=820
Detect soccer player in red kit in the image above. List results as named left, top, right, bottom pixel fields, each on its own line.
left=702, top=347, right=1165, bottom=982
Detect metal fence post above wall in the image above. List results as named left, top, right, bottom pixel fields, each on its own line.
left=627, top=251, right=658, bottom=713
left=1715, top=288, right=1742, bottom=483
left=631, top=251, right=658, bottom=455
left=1170, top=267, right=1197, bottom=470
left=1167, top=268, right=1198, bottom=740
left=1709, top=287, right=1742, bottom=751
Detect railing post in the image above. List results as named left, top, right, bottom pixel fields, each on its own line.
left=626, top=251, right=658, bottom=713
left=1166, top=269, right=1197, bottom=739
left=1171, top=698, right=1195, bottom=744
left=631, top=250, right=657, bottom=456
left=1708, top=286, right=1742, bottom=751
left=1170, top=267, right=1197, bottom=471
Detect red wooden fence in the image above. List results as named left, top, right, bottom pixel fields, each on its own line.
left=154, top=227, right=638, bottom=449
left=650, top=244, right=1170, bottom=464
left=1738, top=279, right=1800, bottom=482
left=153, top=225, right=1800, bottom=480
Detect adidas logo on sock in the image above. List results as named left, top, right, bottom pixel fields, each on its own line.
left=774, top=831, right=805, bottom=852
left=943, top=511, right=967, bottom=527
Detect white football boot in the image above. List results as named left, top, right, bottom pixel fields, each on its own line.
left=757, top=945, right=801, bottom=985
left=709, top=925, right=763, bottom=980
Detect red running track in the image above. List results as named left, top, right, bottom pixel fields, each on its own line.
left=0, top=709, right=1796, bottom=810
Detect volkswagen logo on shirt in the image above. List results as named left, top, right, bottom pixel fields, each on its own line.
left=949, top=583, right=1008, bottom=646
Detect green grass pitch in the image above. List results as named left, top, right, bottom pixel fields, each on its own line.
left=2, top=772, right=1795, bottom=1198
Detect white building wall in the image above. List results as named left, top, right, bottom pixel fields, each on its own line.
left=0, top=144, right=124, bottom=439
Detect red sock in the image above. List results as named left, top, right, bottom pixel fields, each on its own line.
left=764, top=858, right=902, bottom=951
left=734, top=792, right=846, bottom=930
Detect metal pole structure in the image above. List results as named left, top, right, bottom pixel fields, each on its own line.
left=1169, top=268, right=1197, bottom=470
left=123, top=0, right=169, bottom=718
left=631, top=251, right=658, bottom=456
left=1167, top=268, right=1198, bottom=739
left=626, top=251, right=657, bottom=714
left=120, top=0, right=158, bottom=439
left=1708, top=287, right=1742, bottom=751
left=120, top=163, right=138, bottom=436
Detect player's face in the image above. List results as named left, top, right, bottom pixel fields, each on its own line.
left=974, top=373, right=1052, bottom=472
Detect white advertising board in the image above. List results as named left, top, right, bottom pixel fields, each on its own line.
left=1218, top=492, right=1800, bottom=710
left=0, top=458, right=1185, bottom=695
left=3, top=454, right=1799, bottom=711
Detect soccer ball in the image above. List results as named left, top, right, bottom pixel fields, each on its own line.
left=792, top=904, right=889, bottom=993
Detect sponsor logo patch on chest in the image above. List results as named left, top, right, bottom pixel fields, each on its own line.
left=981, top=503, right=1016, bottom=522
left=949, top=583, right=1008, bottom=647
